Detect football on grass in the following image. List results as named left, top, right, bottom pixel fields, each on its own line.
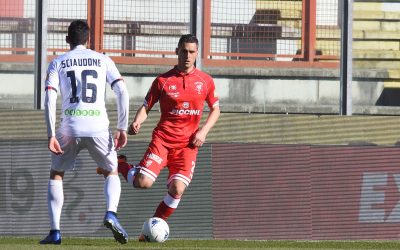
left=141, top=217, right=169, bottom=243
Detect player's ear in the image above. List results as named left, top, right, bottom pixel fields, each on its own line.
left=175, top=47, right=179, bottom=55
left=66, top=36, right=70, bottom=44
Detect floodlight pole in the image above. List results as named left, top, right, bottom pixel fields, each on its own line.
left=34, top=0, right=48, bottom=110
left=340, top=0, right=353, bottom=115
left=191, top=0, right=203, bottom=70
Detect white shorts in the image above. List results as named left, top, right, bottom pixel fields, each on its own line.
left=51, top=132, right=117, bottom=172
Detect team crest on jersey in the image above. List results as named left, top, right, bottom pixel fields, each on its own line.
left=194, top=82, right=203, bottom=94
left=183, top=102, right=189, bottom=109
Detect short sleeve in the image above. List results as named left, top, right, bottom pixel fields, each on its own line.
left=104, top=55, right=122, bottom=84
left=206, top=78, right=220, bottom=108
left=143, top=78, right=162, bottom=110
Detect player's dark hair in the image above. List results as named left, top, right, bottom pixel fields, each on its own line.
left=177, top=34, right=198, bottom=48
left=68, top=20, right=89, bottom=47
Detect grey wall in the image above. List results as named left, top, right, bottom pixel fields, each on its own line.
left=0, top=70, right=393, bottom=115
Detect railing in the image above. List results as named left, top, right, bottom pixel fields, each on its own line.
left=0, top=0, right=340, bottom=69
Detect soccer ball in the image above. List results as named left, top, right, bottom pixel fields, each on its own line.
left=141, top=217, right=169, bottom=243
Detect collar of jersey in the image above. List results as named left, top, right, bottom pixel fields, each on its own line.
left=72, top=45, right=87, bottom=51
left=174, top=65, right=196, bottom=76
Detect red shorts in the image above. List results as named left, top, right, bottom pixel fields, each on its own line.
left=138, top=137, right=198, bottom=186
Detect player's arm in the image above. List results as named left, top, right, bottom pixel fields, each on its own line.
left=191, top=105, right=220, bottom=147
left=111, top=79, right=129, bottom=150
left=192, top=78, right=220, bottom=148
left=128, top=104, right=150, bottom=135
left=44, top=62, right=64, bottom=155
left=129, top=78, right=160, bottom=135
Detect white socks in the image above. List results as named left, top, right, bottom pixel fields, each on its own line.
left=47, top=175, right=121, bottom=230
left=47, top=179, right=63, bottom=230
left=104, top=175, right=121, bottom=213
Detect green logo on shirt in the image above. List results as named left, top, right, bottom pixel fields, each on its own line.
left=64, top=109, right=101, bottom=116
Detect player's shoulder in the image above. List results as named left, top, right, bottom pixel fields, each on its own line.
left=82, top=48, right=109, bottom=59
left=158, top=68, right=176, bottom=78
left=48, top=53, right=67, bottom=68
left=193, top=68, right=213, bottom=83
left=156, top=68, right=176, bottom=83
left=52, top=50, right=71, bottom=62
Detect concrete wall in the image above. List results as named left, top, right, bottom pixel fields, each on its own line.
left=0, top=67, right=393, bottom=115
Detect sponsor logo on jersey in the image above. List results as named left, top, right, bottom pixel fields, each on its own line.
left=64, top=108, right=101, bottom=116
left=145, top=160, right=153, bottom=167
left=147, top=153, right=162, bottom=164
left=61, top=58, right=102, bottom=68
left=170, top=109, right=201, bottom=115
left=167, top=92, right=180, bottom=97
left=169, top=85, right=177, bottom=90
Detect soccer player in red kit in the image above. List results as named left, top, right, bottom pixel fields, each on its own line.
left=119, top=34, right=220, bottom=237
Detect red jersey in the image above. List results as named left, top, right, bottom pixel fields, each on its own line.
left=144, top=66, right=219, bottom=148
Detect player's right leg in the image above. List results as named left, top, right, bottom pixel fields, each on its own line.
left=97, top=154, right=132, bottom=180
left=103, top=210, right=128, bottom=244
left=126, top=138, right=167, bottom=189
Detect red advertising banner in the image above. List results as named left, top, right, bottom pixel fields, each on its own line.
left=212, top=144, right=312, bottom=240
left=312, top=146, right=400, bottom=239
left=212, top=144, right=400, bottom=240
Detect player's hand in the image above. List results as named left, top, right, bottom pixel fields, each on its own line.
left=48, top=136, right=64, bottom=155
left=114, top=130, right=127, bottom=151
left=128, top=122, right=141, bottom=135
left=191, top=130, right=207, bottom=148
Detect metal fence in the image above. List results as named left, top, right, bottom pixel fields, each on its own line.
left=0, top=0, right=340, bottom=68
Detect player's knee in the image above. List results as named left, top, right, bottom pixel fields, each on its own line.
left=133, top=174, right=153, bottom=189
left=50, top=169, right=64, bottom=180
left=168, top=181, right=186, bottom=197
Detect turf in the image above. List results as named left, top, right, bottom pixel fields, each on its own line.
left=2, top=237, right=400, bottom=250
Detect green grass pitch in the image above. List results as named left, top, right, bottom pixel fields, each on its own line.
left=2, top=237, right=400, bottom=250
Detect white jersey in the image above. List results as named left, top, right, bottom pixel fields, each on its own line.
left=45, top=45, right=128, bottom=137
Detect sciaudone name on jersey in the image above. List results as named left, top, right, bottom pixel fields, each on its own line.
left=61, top=58, right=102, bottom=68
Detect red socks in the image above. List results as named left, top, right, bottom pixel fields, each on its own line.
left=117, top=162, right=132, bottom=181
left=153, top=193, right=181, bottom=220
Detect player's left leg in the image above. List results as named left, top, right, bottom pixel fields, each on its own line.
left=137, top=179, right=186, bottom=242
left=153, top=146, right=198, bottom=221
left=153, top=180, right=186, bottom=220
left=87, top=136, right=128, bottom=244
left=98, top=154, right=133, bottom=180
left=40, top=169, right=64, bottom=245
left=40, top=133, right=78, bottom=245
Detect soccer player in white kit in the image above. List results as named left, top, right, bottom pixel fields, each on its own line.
left=40, top=20, right=129, bottom=244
